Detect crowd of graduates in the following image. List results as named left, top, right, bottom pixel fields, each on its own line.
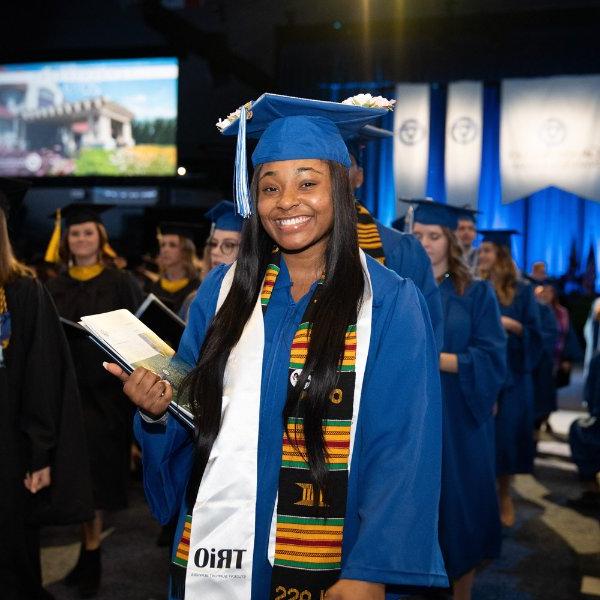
left=0, top=93, right=599, bottom=600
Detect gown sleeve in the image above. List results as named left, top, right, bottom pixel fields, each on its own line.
left=19, top=280, right=65, bottom=470
left=16, top=278, right=94, bottom=525
left=134, top=265, right=228, bottom=524
left=382, top=229, right=444, bottom=353
left=341, top=277, right=448, bottom=588
left=456, top=281, right=507, bottom=426
left=514, top=284, right=544, bottom=374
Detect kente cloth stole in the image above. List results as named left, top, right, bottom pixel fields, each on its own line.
left=356, top=202, right=385, bottom=265
left=262, top=253, right=357, bottom=599
left=0, top=286, right=10, bottom=367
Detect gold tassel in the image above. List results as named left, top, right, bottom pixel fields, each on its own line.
left=102, top=242, right=117, bottom=258
left=44, top=209, right=61, bottom=264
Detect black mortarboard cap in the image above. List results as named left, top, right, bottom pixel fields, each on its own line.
left=50, top=203, right=116, bottom=227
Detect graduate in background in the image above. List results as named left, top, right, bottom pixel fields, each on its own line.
left=178, top=200, right=243, bottom=321
left=478, top=230, right=543, bottom=527
left=531, top=280, right=559, bottom=433
left=147, top=222, right=203, bottom=314
left=455, top=210, right=478, bottom=272
left=568, top=352, right=600, bottom=510
left=0, top=180, right=93, bottom=600
left=45, top=204, right=143, bottom=598
left=346, top=126, right=443, bottom=350
left=106, top=93, right=447, bottom=600
left=412, top=200, right=506, bottom=600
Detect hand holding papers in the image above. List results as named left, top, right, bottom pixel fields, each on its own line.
left=76, top=309, right=194, bottom=430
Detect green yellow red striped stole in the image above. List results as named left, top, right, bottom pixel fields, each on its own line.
left=262, top=252, right=357, bottom=598
left=356, top=201, right=386, bottom=265
left=173, top=515, right=192, bottom=567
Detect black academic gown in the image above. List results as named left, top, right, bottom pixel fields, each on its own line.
left=47, top=267, right=143, bottom=510
left=147, top=277, right=201, bottom=315
left=0, top=276, right=93, bottom=600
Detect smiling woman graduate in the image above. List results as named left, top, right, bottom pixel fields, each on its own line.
left=106, top=94, right=448, bottom=600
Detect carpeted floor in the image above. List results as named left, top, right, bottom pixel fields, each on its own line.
left=41, top=370, right=600, bottom=600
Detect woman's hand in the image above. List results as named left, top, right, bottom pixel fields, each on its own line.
left=325, top=579, right=385, bottom=599
left=24, top=466, right=51, bottom=494
left=439, top=352, right=459, bottom=373
left=103, top=363, right=173, bottom=417
left=501, top=315, right=523, bottom=336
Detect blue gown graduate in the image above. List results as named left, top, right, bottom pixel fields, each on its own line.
left=438, top=276, right=507, bottom=578
left=495, top=280, right=543, bottom=475
left=135, top=256, right=448, bottom=599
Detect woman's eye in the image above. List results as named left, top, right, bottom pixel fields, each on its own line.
left=261, top=186, right=277, bottom=193
left=300, top=181, right=316, bottom=188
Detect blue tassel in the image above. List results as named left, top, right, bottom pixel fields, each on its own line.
left=234, top=105, right=252, bottom=218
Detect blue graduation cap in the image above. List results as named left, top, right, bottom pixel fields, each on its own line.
left=400, top=198, right=463, bottom=230
left=218, top=93, right=393, bottom=217
left=347, top=125, right=393, bottom=167
left=391, top=216, right=405, bottom=232
left=478, top=229, right=519, bottom=248
left=455, top=205, right=480, bottom=223
left=205, top=200, right=244, bottom=233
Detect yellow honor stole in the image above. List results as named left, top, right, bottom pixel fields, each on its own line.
left=69, top=264, right=105, bottom=282
left=160, top=277, right=190, bottom=294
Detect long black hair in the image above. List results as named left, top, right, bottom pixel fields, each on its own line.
left=182, top=160, right=364, bottom=507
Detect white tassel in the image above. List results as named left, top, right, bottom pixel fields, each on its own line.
left=234, top=105, right=252, bottom=218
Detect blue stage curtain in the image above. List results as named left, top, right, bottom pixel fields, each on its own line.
left=321, top=80, right=597, bottom=285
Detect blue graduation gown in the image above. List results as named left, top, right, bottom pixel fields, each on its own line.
left=569, top=353, right=600, bottom=480
left=376, top=220, right=444, bottom=352
left=495, top=281, right=543, bottom=475
left=437, top=277, right=507, bottom=579
left=533, top=303, right=559, bottom=422
left=135, top=255, right=448, bottom=598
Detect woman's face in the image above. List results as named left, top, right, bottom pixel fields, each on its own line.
left=68, top=222, right=101, bottom=262
left=158, top=234, right=184, bottom=270
left=257, top=159, right=334, bottom=255
left=477, top=241, right=498, bottom=271
left=412, top=223, right=449, bottom=269
left=207, top=229, right=241, bottom=269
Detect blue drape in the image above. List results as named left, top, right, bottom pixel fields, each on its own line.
left=323, top=81, right=599, bottom=282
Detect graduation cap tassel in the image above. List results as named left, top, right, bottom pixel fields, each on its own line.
left=234, top=105, right=252, bottom=218
left=44, top=209, right=61, bottom=264
left=102, top=242, right=117, bottom=259
left=405, top=205, right=414, bottom=234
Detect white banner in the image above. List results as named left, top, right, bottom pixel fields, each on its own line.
left=394, top=83, right=430, bottom=210
left=501, top=75, right=600, bottom=203
left=445, top=81, right=483, bottom=208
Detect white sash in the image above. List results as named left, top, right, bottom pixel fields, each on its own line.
left=185, top=251, right=373, bottom=598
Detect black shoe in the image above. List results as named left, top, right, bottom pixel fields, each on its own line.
left=77, top=547, right=102, bottom=598
left=64, top=544, right=84, bottom=587
left=567, top=490, right=600, bottom=511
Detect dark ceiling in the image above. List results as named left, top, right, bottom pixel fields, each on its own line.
left=2, top=0, right=600, bottom=187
